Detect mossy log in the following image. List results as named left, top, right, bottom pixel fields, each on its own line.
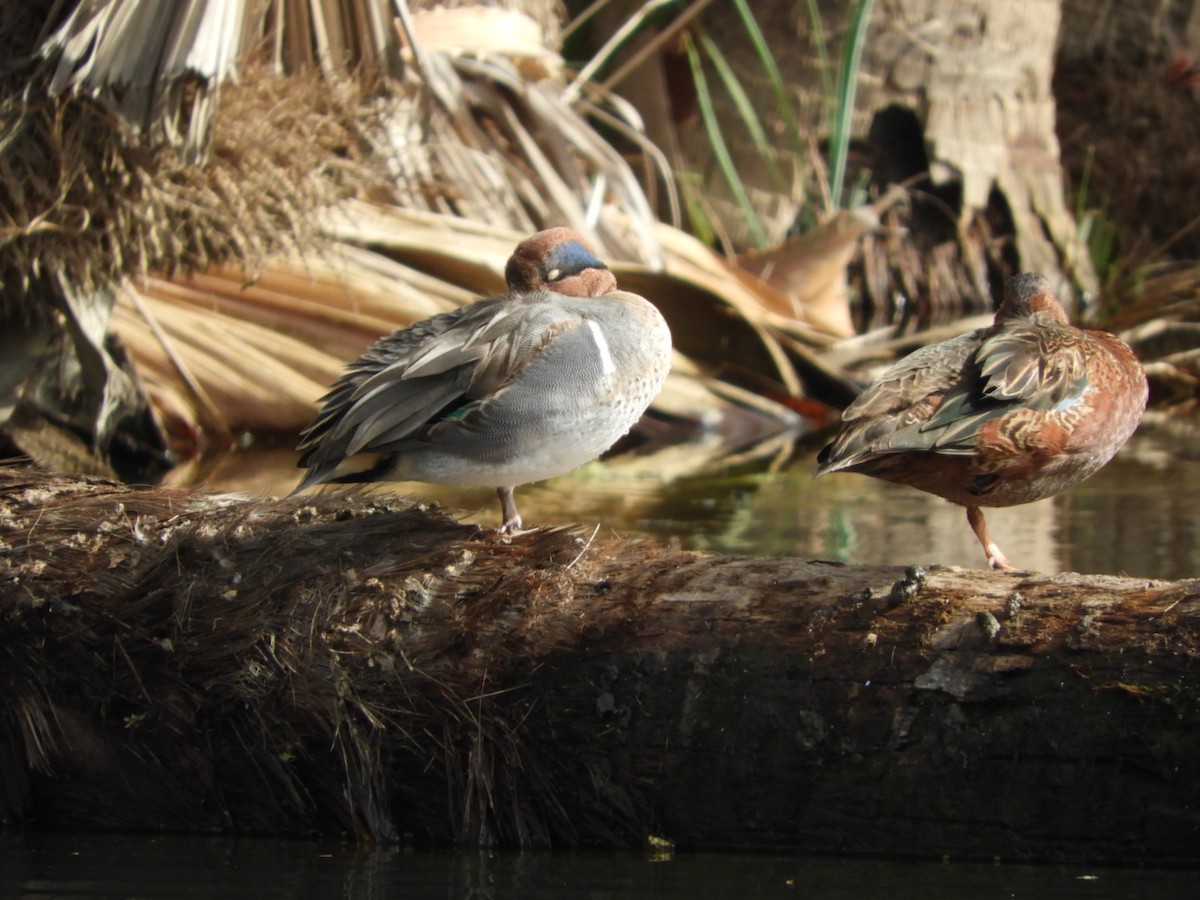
left=2, top=468, right=1199, bottom=863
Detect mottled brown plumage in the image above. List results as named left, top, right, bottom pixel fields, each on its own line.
left=816, top=273, right=1148, bottom=569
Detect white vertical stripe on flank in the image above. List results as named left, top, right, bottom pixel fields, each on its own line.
left=586, top=320, right=616, bottom=375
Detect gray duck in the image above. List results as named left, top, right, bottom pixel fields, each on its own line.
left=293, top=227, right=673, bottom=532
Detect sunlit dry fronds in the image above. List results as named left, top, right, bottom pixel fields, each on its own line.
left=379, top=50, right=662, bottom=264
left=109, top=209, right=805, bottom=460
left=37, top=0, right=405, bottom=160
left=0, top=64, right=382, bottom=316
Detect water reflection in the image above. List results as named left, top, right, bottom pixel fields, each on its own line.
left=168, top=426, right=1199, bottom=581
left=3, top=831, right=1198, bottom=900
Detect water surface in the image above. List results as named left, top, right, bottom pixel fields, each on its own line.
left=4, top=831, right=1199, bottom=899
left=174, top=424, right=1199, bottom=581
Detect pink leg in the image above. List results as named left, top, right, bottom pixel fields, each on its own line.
left=967, top=506, right=1014, bottom=570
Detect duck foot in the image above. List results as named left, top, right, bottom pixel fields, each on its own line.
left=496, top=486, right=524, bottom=534
left=967, top=506, right=1016, bottom=571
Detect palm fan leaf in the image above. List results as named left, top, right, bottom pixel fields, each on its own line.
left=8, top=0, right=845, bottom=482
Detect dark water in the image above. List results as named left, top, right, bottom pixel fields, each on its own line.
left=4, top=832, right=1199, bottom=899
left=176, top=424, right=1200, bottom=581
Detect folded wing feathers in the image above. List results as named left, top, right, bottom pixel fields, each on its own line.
left=842, top=333, right=980, bottom=423
left=402, top=301, right=516, bottom=379
left=977, top=326, right=1089, bottom=411
left=977, top=329, right=1038, bottom=399
left=345, top=380, right=464, bottom=456
left=299, top=295, right=586, bottom=474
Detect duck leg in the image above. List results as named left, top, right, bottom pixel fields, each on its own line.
left=497, top=486, right=523, bottom=533
left=966, top=506, right=1014, bottom=570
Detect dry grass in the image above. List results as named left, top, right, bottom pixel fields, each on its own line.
left=0, top=66, right=379, bottom=313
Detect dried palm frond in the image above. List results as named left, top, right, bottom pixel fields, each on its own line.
left=109, top=211, right=805, bottom=461
left=1101, top=262, right=1200, bottom=407
left=408, top=4, right=561, bottom=80
left=0, top=65, right=380, bottom=313
left=111, top=238, right=478, bottom=446
left=37, top=0, right=405, bottom=161
left=380, top=48, right=662, bottom=264
left=1102, top=263, right=1200, bottom=333
left=734, top=187, right=905, bottom=339
left=7, top=1, right=830, bottom=482
left=322, top=201, right=849, bottom=401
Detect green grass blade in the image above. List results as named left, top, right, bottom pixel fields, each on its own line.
left=731, top=0, right=803, bottom=159
left=699, top=32, right=785, bottom=189
left=676, top=171, right=719, bottom=247
left=804, top=0, right=835, bottom=109
left=828, top=0, right=874, bottom=210
left=1072, top=145, right=1121, bottom=284
left=1074, top=145, right=1096, bottom=223
left=684, top=32, right=768, bottom=247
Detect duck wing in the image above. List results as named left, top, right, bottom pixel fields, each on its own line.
left=818, top=318, right=1088, bottom=471
left=295, top=295, right=584, bottom=487
left=816, top=331, right=982, bottom=472
left=839, top=331, right=983, bottom=424
left=918, top=320, right=1089, bottom=454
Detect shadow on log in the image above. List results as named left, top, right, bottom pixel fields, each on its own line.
left=1, top=467, right=1199, bottom=863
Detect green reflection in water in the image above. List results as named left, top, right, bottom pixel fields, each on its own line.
left=173, top=428, right=1199, bottom=581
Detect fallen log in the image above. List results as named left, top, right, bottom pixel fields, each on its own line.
left=1, top=467, right=1198, bottom=864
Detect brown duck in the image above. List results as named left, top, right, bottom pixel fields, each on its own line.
left=815, top=273, right=1148, bottom=570
left=293, top=227, right=673, bottom=532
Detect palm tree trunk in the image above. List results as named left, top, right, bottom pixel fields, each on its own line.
left=606, top=0, right=1093, bottom=311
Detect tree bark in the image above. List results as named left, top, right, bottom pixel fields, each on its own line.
left=1, top=469, right=1198, bottom=862
left=867, top=0, right=1090, bottom=286
left=605, top=0, right=1093, bottom=317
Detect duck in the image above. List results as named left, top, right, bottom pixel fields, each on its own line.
left=815, top=273, right=1148, bottom=570
left=293, top=227, right=673, bottom=532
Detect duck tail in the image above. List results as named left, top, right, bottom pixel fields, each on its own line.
left=290, top=456, right=396, bottom=497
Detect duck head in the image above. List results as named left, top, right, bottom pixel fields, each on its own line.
left=996, top=272, right=1070, bottom=325
left=505, top=227, right=618, bottom=297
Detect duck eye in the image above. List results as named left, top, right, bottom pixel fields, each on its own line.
left=545, top=268, right=562, bottom=282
